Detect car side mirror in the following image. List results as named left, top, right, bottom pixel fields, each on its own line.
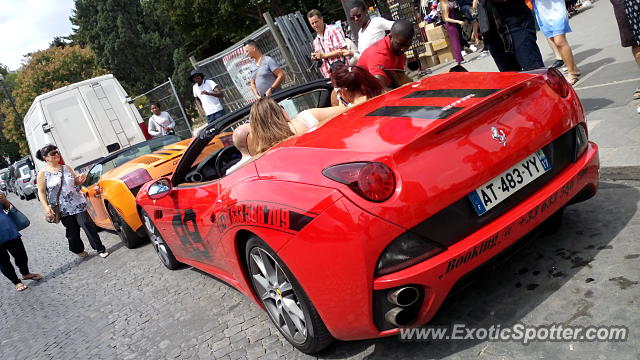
left=148, top=178, right=172, bottom=200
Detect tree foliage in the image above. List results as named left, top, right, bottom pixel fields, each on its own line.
left=70, top=0, right=181, bottom=95
left=0, top=46, right=107, bottom=154
left=156, top=0, right=345, bottom=59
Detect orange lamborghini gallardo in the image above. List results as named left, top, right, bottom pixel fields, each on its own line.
left=82, top=134, right=232, bottom=248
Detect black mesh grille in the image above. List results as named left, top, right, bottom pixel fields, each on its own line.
left=410, top=127, right=577, bottom=248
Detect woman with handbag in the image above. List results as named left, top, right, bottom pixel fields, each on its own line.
left=36, top=145, right=110, bottom=259
left=0, top=192, right=42, bottom=291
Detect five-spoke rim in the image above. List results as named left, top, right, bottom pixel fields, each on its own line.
left=249, top=247, right=308, bottom=344
left=143, top=213, right=171, bottom=266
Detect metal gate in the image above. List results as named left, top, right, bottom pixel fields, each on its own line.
left=129, top=78, right=192, bottom=139
left=193, top=11, right=324, bottom=113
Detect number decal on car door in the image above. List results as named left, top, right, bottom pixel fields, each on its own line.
left=172, top=209, right=211, bottom=261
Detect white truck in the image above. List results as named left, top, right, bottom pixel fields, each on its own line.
left=23, top=74, right=148, bottom=171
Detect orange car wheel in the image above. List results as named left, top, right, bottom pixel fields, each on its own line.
left=106, top=203, right=144, bottom=249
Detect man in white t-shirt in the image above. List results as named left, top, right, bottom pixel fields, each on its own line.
left=189, top=70, right=225, bottom=124
left=349, top=0, right=394, bottom=54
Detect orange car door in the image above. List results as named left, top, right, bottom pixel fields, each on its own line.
left=83, top=164, right=112, bottom=229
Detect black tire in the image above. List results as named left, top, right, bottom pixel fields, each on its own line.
left=140, top=209, right=181, bottom=270
left=245, top=236, right=333, bottom=354
left=106, top=203, right=144, bottom=249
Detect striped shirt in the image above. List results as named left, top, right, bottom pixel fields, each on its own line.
left=312, top=24, right=349, bottom=78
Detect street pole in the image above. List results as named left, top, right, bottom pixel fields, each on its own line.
left=0, top=74, right=24, bottom=133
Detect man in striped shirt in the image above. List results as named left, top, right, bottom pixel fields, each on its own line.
left=308, top=9, right=351, bottom=78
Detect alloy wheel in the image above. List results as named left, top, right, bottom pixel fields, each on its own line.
left=142, top=213, right=172, bottom=266
left=248, top=247, right=308, bottom=344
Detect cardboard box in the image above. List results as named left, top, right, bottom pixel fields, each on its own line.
left=436, top=48, right=454, bottom=64
left=430, top=38, right=450, bottom=51
left=419, top=54, right=440, bottom=68
left=427, top=25, right=447, bottom=41
left=423, top=42, right=435, bottom=56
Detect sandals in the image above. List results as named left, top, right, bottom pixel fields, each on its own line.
left=633, top=88, right=640, bottom=100
left=15, top=283, right=28, bottom=292
left=567, top=72, right=581, bottom=86
left=22, top=273, right=43, bottom=281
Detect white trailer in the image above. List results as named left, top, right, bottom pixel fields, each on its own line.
left=23, top=74, right=147, bottom=171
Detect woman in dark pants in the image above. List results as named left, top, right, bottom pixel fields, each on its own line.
left=35, top=145, right=110, bottom=258
left=0, top=192, right=42, bottom=291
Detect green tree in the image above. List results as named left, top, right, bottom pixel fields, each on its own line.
left=0, top=65, right=21, bottom=163
left=0, top=46, right=107, bottom=154
left=71, top=0, right=180, bottom=95
left=157, top=0, right=344, bottom=60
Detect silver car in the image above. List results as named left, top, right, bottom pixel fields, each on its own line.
left=14, top=165, right=37, bottom=200
left=0, top=168, right=8, bottom=192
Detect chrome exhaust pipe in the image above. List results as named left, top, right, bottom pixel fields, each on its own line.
left=385, top=307, right=413, bottom=327
left=387, top=286, right=419, bottom=307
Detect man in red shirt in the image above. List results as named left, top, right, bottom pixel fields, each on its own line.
left=357, top=20, right=415, bottom=89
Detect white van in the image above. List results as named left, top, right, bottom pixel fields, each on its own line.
left=24, top=74, right=148, bottom=171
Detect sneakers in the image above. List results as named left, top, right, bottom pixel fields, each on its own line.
left=76, top=251, right=89, bottom=257
left=550, top=59, right=564, bottom=69
left=98, top=251, right=110, bottom=258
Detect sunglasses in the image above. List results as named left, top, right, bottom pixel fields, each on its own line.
left=48, top=150, right=60, bottom=157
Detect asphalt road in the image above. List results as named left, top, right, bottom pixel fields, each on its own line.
left=1, top=1, right=639, bottom=359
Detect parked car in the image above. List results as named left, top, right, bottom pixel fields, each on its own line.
left=135, top=70, right=600, bottom=353
left=5, top=164, right=18, bottom=193
left=0, top=168, right=8, bottom=192
left=14, top=162, right=37, bottom=200
left=82, top=135, right=185, bottom=248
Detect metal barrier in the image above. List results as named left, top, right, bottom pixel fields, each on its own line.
left=129, top=78, right=193, bottom=140
left=193, top=11, right=324, bottom=113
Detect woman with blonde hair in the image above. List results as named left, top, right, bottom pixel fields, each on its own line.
left=248, top=64, right=383, bottom=154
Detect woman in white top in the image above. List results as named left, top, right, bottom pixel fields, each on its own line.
left=148, top=102, right=176, bottom=137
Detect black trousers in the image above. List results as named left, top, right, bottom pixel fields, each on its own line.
left=60, top=211, right=106, bottom=253
left=0, top=237, right=30, bottom=285
left=486, top=13, right=545, bottom=72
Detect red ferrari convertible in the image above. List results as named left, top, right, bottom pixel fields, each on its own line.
left=136, top=69, right=599, bottom=353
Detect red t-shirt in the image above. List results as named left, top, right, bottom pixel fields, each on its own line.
left=357, top=36, right=405, bottom=86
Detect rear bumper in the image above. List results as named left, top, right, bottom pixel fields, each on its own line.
left=286, top=142, right=598, bottom=341
left=372, top=142, right=599, bottom=338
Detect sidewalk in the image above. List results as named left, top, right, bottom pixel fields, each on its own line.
left=427, top=0, right=640, bottom=170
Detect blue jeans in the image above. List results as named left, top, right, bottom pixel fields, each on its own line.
left=205, top=110, right=226, bottom=124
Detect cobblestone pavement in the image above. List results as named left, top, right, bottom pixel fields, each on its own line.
left=1, top=175, right=639, bottom=359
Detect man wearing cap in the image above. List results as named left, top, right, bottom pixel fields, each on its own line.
left=189, top=70, right=225, bottom=124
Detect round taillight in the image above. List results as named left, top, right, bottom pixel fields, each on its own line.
left=323, top=162, right=396, bottom=202
left=357, top=162, right=396, bottom=202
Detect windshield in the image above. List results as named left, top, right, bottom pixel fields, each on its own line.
left=111, top=135, right=181, bottom=167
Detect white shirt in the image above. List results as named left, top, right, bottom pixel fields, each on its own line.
left=193, top=79, right=223, bottom=115
left=357, top=17, right=394, bottom=54
left=225, top=155, right=252, bottom=175
left=148, top=111, right=176, bottom=136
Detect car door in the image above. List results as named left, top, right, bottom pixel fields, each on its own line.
left=150, top=137, right=233, bottom=273
left=83, top=163, right=112, bottom=228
